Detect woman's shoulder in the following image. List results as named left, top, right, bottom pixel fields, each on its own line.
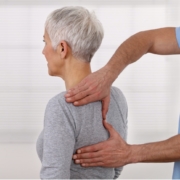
left=46, top=91, right=88, bottom=112
left=47, top=91, right=68, bottom=107
left=110, top=86, right=125, bottom=98
left=45, top=91, right=75, bottom=122
left=110, top=86, right=128, bottom=108
left=47, top=88, right=126, bottom=108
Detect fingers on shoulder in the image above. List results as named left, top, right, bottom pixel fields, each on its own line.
left=74, top=93, right=101, bottom=106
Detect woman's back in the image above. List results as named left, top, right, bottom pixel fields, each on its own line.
left=36, top=86, right=128, bottom=179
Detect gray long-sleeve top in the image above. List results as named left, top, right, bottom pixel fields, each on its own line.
left=36, top=86, right=128, bottom=179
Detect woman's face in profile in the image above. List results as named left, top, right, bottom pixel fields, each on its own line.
left=42, top=30, right=64, bottom=77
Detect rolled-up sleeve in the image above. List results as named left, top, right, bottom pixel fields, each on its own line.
left=175, top=27, right=180, bottom=48
left=40, top=98, right=75, bottom=179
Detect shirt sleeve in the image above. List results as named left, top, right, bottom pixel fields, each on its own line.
left=113, top=124, right=127, bottom=179
left=111, top=87, right=128, bottom=179
left=40, top=97, right=75, bottom=179
left=114, top=126, right=126, bottom=179
left=114, top=167, right=123, bottom=179
left=175, top=27, right=180, bottom=48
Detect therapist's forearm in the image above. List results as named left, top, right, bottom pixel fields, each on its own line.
left=129, top=134, right=180, bottom=163
left=105, top=27, right=179, bottom=81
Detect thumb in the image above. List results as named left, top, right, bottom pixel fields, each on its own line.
left=102, top=95, right=110, bottom=120
left=103, top=120, right=119, bottom=138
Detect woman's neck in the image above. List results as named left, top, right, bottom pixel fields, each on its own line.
left=62, top=57, right=92, bottom=90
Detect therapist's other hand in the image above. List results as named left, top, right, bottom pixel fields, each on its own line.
left=73, top=120, right=132, bottom=167
left=65, top=67, right=113, bottom=119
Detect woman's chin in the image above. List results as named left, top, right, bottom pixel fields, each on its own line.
left=48, top=69, right=54, bottom=76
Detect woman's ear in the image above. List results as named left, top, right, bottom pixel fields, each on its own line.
left=57, top=40, right=68, bottom=59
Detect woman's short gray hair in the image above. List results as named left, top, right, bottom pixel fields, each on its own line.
left=45, top=6, right=104, bottom=62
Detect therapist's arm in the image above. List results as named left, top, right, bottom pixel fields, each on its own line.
left=65, top=27, right=180, bottom=118
left=73, top=121, right=180, bottom=167
left=72, top=27, right=180, bottom=166
left=131, top=134, right=180, bottom=163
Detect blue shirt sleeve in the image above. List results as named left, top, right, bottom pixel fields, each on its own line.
left=175, top=27, right=180, bottom=48
left=172, top=116, right=180, bottom=179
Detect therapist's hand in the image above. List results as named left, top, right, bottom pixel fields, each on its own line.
left=65, top=67, right=113, bottom=119
left=73, top=120, right=132, bottom=167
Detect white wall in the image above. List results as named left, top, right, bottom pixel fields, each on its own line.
left=0, top=0, right=180, bottom=178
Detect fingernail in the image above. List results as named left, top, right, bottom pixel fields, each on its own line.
left=67, top=98, right=71, bottom=101
left=74, top=101, right=78, bottom=105
left=82, top=163, right=86, bottom=166
left=73, top=155, right=77, bottom=159
left=75, top=160, right=80, bottom=163
left=77, top=150, right=81, bottom=153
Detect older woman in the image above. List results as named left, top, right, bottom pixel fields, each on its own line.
left=36, top=6, right=128, bottom=179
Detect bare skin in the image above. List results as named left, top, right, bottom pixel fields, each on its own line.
left=70, top=27, right=180, bottom=167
